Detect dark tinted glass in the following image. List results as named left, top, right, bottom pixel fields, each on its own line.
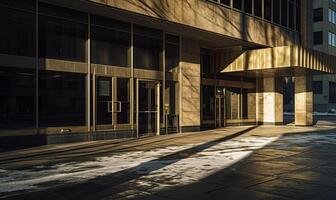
left=220, top=0, right=231, bottom=6
left=281, top=0, right=288, bottom=26
left=39, top=71, right=86, bottom=127
left=91, top=25, right=130, bottom=67
left=0, top=4, right=36, bottom=132
left=313, top=8, right=323, bottom=22
left=313, top=31, right=323, bottom=45
left=117, top=78, right=130, bottom=124
left=273, top=0, right=280, bottom=24
left=0, top=0, right=36, bottom=11
left=134, top=25, right=162, bottom=70
left=165, top=34, right=179, bottom=72
left=313, top=81, right=323, bottom=94
left=289, top=0, right=296, bottom=29
left=264, top=0, right=272, bottom=21
left=0, top=7, right=35, bottom=57
left=254, top=0, right=263, bottom=17
left=244, top=0, right=253, bottom=14
left=202, top=86, right=215, bottom=121
left=233, top=0, right=243, bottom=10
left=39, top=15, right=87, bottom=62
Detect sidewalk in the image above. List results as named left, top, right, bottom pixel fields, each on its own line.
left=1, top=125, right=336, bottom=199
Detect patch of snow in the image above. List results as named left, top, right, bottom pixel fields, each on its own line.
left=0, top=136, right=280, bottom=196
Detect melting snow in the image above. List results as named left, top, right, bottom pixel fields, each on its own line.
left=0, top=136, right=279, bottom=195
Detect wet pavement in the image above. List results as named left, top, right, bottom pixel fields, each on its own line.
left=1, top=126, right=336, bottom=199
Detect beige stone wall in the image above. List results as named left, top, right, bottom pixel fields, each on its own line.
left=180, top=37, right=201, bottom=127
left=262, top=77, right=283, bottom=124
left=88, top=0, right=297, bottom=47
left=295, top=76, right=313, bottom=126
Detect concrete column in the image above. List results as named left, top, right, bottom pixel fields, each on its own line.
left=295, top=76, right=313, bottom=126
left=262, top=77, right=283, bottom=125
left=180, top=37, right=201, bottom=132
left=256, top=78, right=264, bottom=124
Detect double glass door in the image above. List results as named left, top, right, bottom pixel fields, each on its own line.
left=96, top=76, right=130, bottom=130
left=137, top=80, right=160, bottom=137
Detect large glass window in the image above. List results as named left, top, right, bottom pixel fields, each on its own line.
left=91, top=15, right=131, bottom=67
left=134, top=25, right=162, bottom=71
left=39, top=71, right=86, bottom=127
left=273, top=0, right=280, bottom=24
left=233, top=0, right=243, bottom=10
left=281, top=0, right=288, bottom=27
left=0, top=1, right=36, bottom=131
left=165, top=34, right=179, bottom=72
left=201, top=49, right=215, bottom=78
left=264, top=0, right=272, bottom=21
left=220, top=0, right=231, bottom=6
left=313, top=81, right=323, bottom=94
left=38, top=3, right=87, bottom=62
left=254, top=0, right=263, bottom=18
left=289, top=0, right=296, bottom=29
left=244, top=0, right=253, bottom=14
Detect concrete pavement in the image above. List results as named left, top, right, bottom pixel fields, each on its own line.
left=1, top=125, right=336, bottom=199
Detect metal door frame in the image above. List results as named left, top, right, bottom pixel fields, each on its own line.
left=136, top=79, right=160, bottom=137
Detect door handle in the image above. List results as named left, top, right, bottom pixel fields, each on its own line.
left=108, top=101, right=113, bottom=113
left=113, top=101, right=122, bottom=113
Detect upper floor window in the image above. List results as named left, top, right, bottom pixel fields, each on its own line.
left=233, top=0, right=243, bottom=10
left=244, top=0, right=253, bottom=14
left=313, top=31, right=323, bottom=45
left=313, top=81, right=323, bottom=94
left=329, top=8, right=336, bottom=24
left=328, top=32, right=336, bottom=47
left=220, top=0, right=230, bottom=6
left=314, top=8, right=323, bottom=22
left=254, top=0, right=263, bottom=18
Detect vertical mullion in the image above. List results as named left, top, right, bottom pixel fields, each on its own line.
left=163, top=32, right=166, bottom=134
left=87, top=13, right=91, bottom=132
left=35, top=0, right=39, bottom=133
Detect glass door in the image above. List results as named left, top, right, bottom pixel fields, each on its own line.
left=215, top=88, right=226, bottom=128
left=136, top=79, right=160, bottom=137
left=96, top=76, right=114, bottom=129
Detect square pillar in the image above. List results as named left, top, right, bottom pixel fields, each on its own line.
left=180, top=37, right=201, bottom=132
left=295, top=76, right=313, bottom=126
left=261, top=77, right=283, bottom=125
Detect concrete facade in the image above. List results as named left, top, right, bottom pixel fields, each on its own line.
left=0, top=0, right=334, bottom=146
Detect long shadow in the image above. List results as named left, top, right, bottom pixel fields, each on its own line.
left=3, top=126, right=257, bottom=199
left=0, top=132, right=199, bottom=166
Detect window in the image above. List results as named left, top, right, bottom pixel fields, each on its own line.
left=39, top=71, right=86, bottom=127
left=273, top=0, right=280, bottom=24
left=0, top=1, right=36, bottom=131
left=201, top=49, right=215, bottom=78
left=233, top=0, right=243, bottom=10
left=313, top=31, right=323, bottom=45
left=296, top=0, right=301, bottom=31
left=134, top=25, right=163, bottom=71
left=289, top=0, right=296, bottom=29
left=220, top=0, right=230, bottom=6
left=91, top=15, right=131, bottom=67
left=264, top=0, right=272, bottom=21
left=38, top=3, right=87, bottom=62
left=314, top=8, right=323, bottom=22
left=281, top=0, right=288, bottom=26
left=329, top=82, right=336, bottom=103
left=165, top=34, right=180, bottom=72
left=328, top=32, right=336, bottom=47
left=254, top=0, right=263, bottom=18
left=244, top=0, right=253, bottom=14
left=329, top=8, right=336, bottom=24
left=313, top=81, right=323, bottom=94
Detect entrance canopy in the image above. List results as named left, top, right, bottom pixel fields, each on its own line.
left=222, top=46, right=336, bottom=77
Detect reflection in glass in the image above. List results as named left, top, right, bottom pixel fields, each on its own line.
left=38, top=3, right=87, bottom=62
left=134, top=25, right=162, bottom=71
left=91, top=15, right=131, bottom=67
left=0, top=3, right=36, bottom=131
left=39, top=71, right=86, bottom=127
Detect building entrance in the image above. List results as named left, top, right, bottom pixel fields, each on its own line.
left=215, top=88, right=226, bottom=127
left=136, top=79, right=160, bottom=137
